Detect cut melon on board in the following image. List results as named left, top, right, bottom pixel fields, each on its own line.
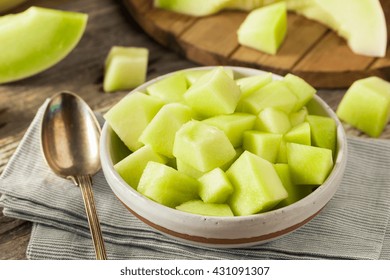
left=154, top=0, right=230, bottom=16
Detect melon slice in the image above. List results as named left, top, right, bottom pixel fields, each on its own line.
left=138, top=161, right=199, bottom=208
left=176, top=200, right=234, bottom=216
left=0, top=6, right=87, bottom=84
left=198, top=168, right=234, bottom=203
left=146, top=72, right=187, bottom=103
left=226, top=151, right=288, bottom=216
left=154, top=0, right=230, bottom=16
left=103, top=47, right=149, bottom=92
left=237, top=2, right=287, bottom=55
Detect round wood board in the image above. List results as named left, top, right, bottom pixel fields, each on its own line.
left=121, top=0, right=390, bottom=89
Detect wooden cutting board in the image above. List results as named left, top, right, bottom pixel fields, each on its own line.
left=121, top=0, right=390, bottom=89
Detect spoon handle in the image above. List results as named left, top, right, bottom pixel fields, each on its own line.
left=74, top=175, right=107, bottom=260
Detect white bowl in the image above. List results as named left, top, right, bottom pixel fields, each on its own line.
left=100, top=66, right=348, bottom=248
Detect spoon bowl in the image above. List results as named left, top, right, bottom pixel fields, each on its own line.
left=41, top=91, right=107, bottom=259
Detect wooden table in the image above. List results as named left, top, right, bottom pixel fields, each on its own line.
left=0, top=0, right=389, bottom=260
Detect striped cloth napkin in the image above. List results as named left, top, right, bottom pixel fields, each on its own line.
left=1, top=102, right=390, bottom=260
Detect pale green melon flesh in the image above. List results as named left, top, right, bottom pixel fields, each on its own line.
left=176, top=200, right=234, bottom=217
left=146, top=72, right=187, bottom=103
left=154, top=0, right=230, bottom=16
left=283, top=74, right=316, bottom=111
left=307, top=115, right=336, bottom=154
left=289, top=106, right=308, bottom=127
left=183, top=67, right=234, bottom=86
left=176, top=159, right=205, bottom=179
left=284, top=122, right=311, bottom=146
left=137, top=162, right=199, bottom=208
left=243, top=131, right=282, bottom=163
left=255, top=107, right=292, bottom=134
left=236, top=73, right=273, bottom=99
left=198, top=168, right=234, bottom=203
left=0, top=6, right=88, bottom=84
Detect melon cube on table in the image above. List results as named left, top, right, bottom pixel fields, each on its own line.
left=236, top=73, right=273, bottom=100
left=307, top=115, right=336, bottom=154
left=255, top=107, right=292, bottom=134
left=336, top=76, right=390, bottom=137
left=104, top=92, right=164, bottom=152
left=183, top=67, right=234, bottom=86
left=284, top=122, right=311, bottom=146
left=137, top=161, right=199, bottom=208
left=173, top=120, right=236, bottom=172
left=274, top=163, right=313, bottom=208
left=146, top=72, right=188, bottom=103
left=103, top=47, right=148, bottom=92
left=237, top=2, right=287, bottom=55
left=286, top=143, right=333, bottom=185
left=283, top=74, right=316, bottom=111
left=226, top=151, right=288, bottom=216
left=114, top=145, right=167, bottom=189
left=184, top=67, right=241, bottom=118
left=176, top=200, right=234, bottom=217
left=139, top=103, right=193, bottom=158
left=203, top=113, right=256, bottom=147
left=289, top=106, right=308, bottom=127
left=237, top=80, right=298, bottom=114
left=243, top=130, right=282, bottom=163
left=198, top=168, right=234, bottom=203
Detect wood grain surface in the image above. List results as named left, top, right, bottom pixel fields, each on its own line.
left=122, top=0, right=390, bottom=89
left=0, top=0, right=389, bottom=260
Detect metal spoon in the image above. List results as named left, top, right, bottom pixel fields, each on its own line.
left=41, top=91, right=107, bottom=260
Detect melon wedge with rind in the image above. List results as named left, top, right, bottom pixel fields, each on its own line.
left=0, top=6, right=87, bottom=84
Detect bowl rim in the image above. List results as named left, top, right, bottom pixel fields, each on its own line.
left=100, top=66, right=348, bottom=245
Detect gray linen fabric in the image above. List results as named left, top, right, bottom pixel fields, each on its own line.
left=1, top=102, right=390, bottom=260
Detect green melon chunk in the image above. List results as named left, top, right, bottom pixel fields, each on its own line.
left=103, top=47, right=148, bottom=92
left=284, top=122, right=311, bottom=146
left=138, top=161, right=199, bottom=208
left=225, top=0, right=263, bottom=11
left=0, top=6, right=87, bottom=84
left=176, top=200, right=234, bottom=217
left=184, top=67, right=241, bottom=117
left=237, top=2, right=287, bottom=55
left=114, top=145, right=167, bottom=189
left=139, top=103, right=193, bottom=157
left=176, top=159, right=205, bottom=179
left=255, top=107, right=292, bottom=134
left=286, top=143, right=333, bottom=185
left=104, top=92, right=164, bottom=152
left=306, top=115, right=336, bottom=154
left=243, top=130, right=282, bottom=163
left=226, top=151, right=288, bottom=216
left=203, top=113, right=256, bottom=147
left=283, top=74, right=316, bottom=111
left=336, top=76, right=390, bottom=137
left=154, top=0, right=230, bottom=16
left=237, top=80, right=298, bottom=114
left=289, top=106, right=308, bottom=126
left=276, top=139, right=287, bottom=163
left=183, top=67, right=234, bottom=86
left=173, top=120, right=236, bottom=172
left=198, top=168, right=234, bottom=203
left=236, top=73, right=273, bottom=100
left=220, top=147, right=244, bottom=171
left=146, top=72, right=188, bottom=103
left=274, top=163, right=313, bottom=208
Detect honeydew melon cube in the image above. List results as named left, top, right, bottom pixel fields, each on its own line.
left=203, top=113, right=256, bottom=147
left=307, top=115, right=336, bottom=154
left=139, top=103, right=193, bottom=157
left=220, top=147, right=244, bottom=171
left=286, top=143, right=333, bottom=185
left=137, top=161, right=199, bottom=208
left=104, top=47, right=148, bottom=92
left=176, top=159, right=205, bottom=179
left=104, top=92, right=164, bottom=152
left=146, top=72, right=187, bottom=103
left=226, top=151, right=288, bottom=216
left=173, top=120, right=236, bottom=172
left=284, top=122, right=311, bottom=146
left=274, top=163, right=313, bottom=208
left=242, top=130, right=282, bottom=163
left=276, top=139, right=287, bottom=163
left=154, top=0, right=230, bottom=16
left=114, top=145, right=167, bottom=189
left=336, top=76, right=390, bottom=137
left=176, top=200, right=234, bottom=217
left=237, top=2, right=287, bottom=55
left=289, top=106, right=308, bottom=127
left=198, top=168, right=234, bottom=203
left=237, top=80, right=298, bottom=114
left=236, top=73, right=273, bottom=100
left=283, top=74, right=316, bottom=111
left=184, top=67, right=241, bottom=117
left=184, top=67, right=234, bottom=86
left=255, top=107, right=292, bottom=134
